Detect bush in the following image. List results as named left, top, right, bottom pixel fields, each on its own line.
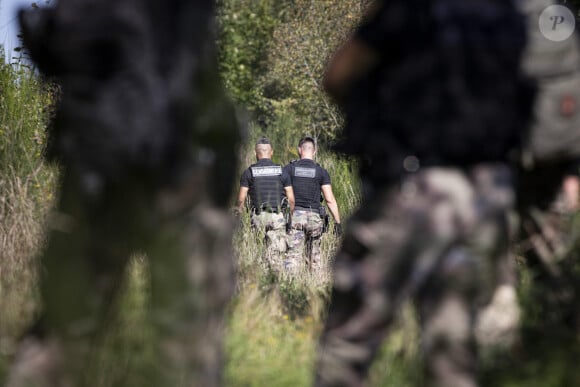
left=218, top=0, right=368, bottom=141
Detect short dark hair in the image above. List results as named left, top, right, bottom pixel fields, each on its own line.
left=298, top=136, right=316, bottom=147
left=255, top=136, right=271, bottom=146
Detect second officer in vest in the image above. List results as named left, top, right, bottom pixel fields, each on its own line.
left=284, top=136, right=341, bottom=276
left=237, top=137, right=295, bottom=273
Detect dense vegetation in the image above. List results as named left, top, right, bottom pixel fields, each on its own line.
left=2, top=1, right=580, bottom=386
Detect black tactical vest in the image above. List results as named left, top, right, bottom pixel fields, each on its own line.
left=249, top=162, right=284, bottom=211
left=289, top=160, right=321, bottom=210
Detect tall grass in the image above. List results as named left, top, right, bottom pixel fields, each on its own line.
left=223, top=113, right=425, bottom=386
left=225, top=286, right=318, bottom=387
left=0, top=61, right=57, bottom=378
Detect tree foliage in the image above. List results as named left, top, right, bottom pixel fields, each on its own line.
left=217, top=0, right=280, bottom=107
left=218, top=0, right=367, bottom=141
left=259, top=0, right=363, bottom=139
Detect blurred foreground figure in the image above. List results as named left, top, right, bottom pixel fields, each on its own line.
left=508, top=0, right=580, bottom=370
left=7, top=0, right=241, bottom=386
left=476, top=0, right=580, bottom=365
left=315, top=1, right=531, bottom=386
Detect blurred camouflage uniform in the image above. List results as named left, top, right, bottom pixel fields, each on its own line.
left=475, top=0, right=580, bottom=353
left=7, top=0, right=241, bottom=386
left=7, top=174, right=237, bottom=387
left=316, top=0, right=530, bottom=385
left=316, top=165, right=513, bottom=387
left=513, top=0, right=580, bottom=277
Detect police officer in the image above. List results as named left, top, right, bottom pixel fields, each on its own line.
left=284, top=136, right=341, bottom=276
left=314, top=1, right=530, bottom=386
left=237, top=137, right=295, bottom=273
left=7, top=1, right=241, bottom=386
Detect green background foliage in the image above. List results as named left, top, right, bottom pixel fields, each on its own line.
left=218, top=0, right=364, bottom=141
left=217, top=0, right=279, bottom=108
left=0, top=59, right=58, bottom=379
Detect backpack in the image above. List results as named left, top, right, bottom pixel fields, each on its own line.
left=336, top=0, right=532, bottom=181
left=517, top=0, right=580, bottom=167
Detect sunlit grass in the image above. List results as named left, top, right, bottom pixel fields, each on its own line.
left=225, top=285, right=318, bottom=387
left=0, top=61, right=57, bottom=382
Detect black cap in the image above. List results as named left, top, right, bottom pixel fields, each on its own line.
left=298, top=136, right=316, bottom=147
left=255, top=136, right=271, bottom=146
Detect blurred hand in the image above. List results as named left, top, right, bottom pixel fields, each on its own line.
left=334, top=223, right=343, bottom=237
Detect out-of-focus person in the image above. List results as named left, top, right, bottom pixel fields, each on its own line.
left=314, top=1, right=532, bottom=386
left=7, top=0, right=242, bottom=386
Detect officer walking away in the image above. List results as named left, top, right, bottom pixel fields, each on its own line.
left=314, top=0, right=531, bottom=386
left=237, top=137, right=295, bottom=274
left=284, top=136, right=341, bottom=277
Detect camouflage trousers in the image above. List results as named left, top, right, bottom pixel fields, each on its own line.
left=6, top=169, right=235, bottom=387
left=316, top=164, right=513, bottom=387
left=251, top=211, right=287, bottom=273
left=286, top=210, right=325, bottom=275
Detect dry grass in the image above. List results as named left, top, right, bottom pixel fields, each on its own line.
left=0, top=62, right=57, bottom=376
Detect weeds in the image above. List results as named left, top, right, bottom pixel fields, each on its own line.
left=0, top=61, right=57, bottom=378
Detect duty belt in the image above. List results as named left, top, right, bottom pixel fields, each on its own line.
left=253, top=207, right=281, bottom=215
left=294, top=206, right=320, bottom=213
